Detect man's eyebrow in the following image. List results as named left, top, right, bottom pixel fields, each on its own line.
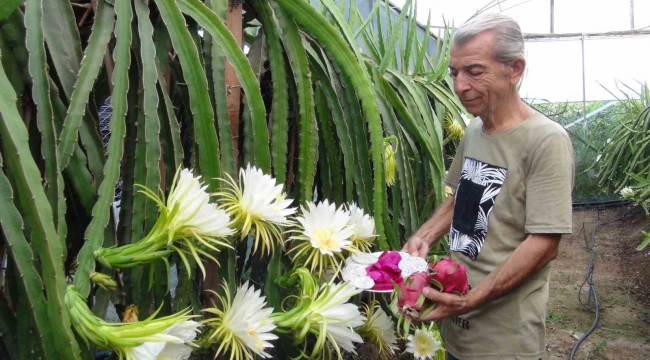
left=448, top=63, right=486, bottom=71
left=464, top=63, right=486, bottom=70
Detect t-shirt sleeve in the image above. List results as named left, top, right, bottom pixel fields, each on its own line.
left=444, top=136, right=466, bottom=192
left=524, top=132, right=575, bottom=234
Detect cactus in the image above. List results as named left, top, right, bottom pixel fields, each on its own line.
left=72, top=0, right=131, bottom=298
left=0, top=46, right=81, bottom=359
left=252, top=0, right=289, bottom=185
left=0, top=0, right=465, bottom=357
left=156, top=0, right=223, bottom=190
left=57, top=0, right=115, bottom=169
left=0, top=155, right=58, bottom=359
left=268, top=2, right=317, bottom=202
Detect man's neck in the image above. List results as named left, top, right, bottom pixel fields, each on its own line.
left=480, top=95, right=535, bottom=135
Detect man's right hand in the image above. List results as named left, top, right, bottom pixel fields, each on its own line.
left=401, top=235, right=430, bottom=258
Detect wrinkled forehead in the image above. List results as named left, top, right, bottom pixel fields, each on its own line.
left=450, top=32, right=499, bottom=67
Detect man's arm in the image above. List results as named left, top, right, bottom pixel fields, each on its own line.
left=401, top=197, right=455, bottom=257
left=417, top=232, right=560, bottom=321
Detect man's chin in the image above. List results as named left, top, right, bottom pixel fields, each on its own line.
left=462, top=106, right=481, bottom=117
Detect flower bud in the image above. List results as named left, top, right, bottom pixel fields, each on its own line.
left=89, top=271, right=117, bottom=291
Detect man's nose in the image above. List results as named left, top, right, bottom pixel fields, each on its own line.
left=453, top=73, right=471, bottom=95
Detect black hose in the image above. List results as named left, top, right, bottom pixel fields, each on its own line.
left=569, top=208, right=634, bottom=359
left=572, top=199, right=631, bottom=209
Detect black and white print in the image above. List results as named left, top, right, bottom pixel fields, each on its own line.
left=449, top=157, right=507, bottom=259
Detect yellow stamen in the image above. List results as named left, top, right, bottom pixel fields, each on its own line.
left=247, top=325, right=264, bottom=350
left=313, top=228, right=337, bottom=251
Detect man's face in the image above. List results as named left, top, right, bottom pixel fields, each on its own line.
left=449, top=31, right=520, bottom=117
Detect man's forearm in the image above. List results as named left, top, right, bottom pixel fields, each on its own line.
left=467, top=233, right=560, bottom=308
left=414, top=197, right=455, bottom=244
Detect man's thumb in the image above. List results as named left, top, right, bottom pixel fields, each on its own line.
left=422, top=287, right=439, bottom=300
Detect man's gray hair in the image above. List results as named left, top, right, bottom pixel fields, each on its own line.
left=453, top=13, right=525, bottom=63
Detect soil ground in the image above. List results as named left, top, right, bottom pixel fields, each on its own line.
left=545, top=206, right=650, bottom=360
left=354, top=206, right=650, bottom=360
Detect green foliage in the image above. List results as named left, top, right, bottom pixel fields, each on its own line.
left=588, top=82, right=649, bottom=202
left=534, top=100, right=627, bottom=202
left=638, top=231, right=650, bottom=253
left=545, top=309, right=569, bottom=324
left=0, top=0, right=468, bottom=358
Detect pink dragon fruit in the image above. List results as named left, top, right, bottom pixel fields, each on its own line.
left=428, top=257, right=470, bottom=294
left=395, top=271, right=433, bottom=319
left=366, top=250, right=403, bottom=291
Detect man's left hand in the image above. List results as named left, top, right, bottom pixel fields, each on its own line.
left=415, top=287, right=477, bottom=322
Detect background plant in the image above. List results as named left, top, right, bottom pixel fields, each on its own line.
left=0, top=0, right=466, bottom=358
left=588, top=82, right=650, bottom=203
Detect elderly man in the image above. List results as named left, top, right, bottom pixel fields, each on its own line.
left=402, top=13, right=574, bottom=360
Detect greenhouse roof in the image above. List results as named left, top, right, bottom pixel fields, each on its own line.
left=386, top=0, right=650, bottom=103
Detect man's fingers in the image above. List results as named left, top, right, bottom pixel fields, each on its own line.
left=418, top=244, right=429, bottom=258
left=422, top=287, right=458, bottom=305
left=417, top=308, right=442, bottom=322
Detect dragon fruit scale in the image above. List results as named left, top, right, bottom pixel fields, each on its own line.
left=428, top=257, right=470, bottom=295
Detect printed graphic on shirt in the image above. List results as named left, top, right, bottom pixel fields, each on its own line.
left=449, top=157, right=507, bottom=259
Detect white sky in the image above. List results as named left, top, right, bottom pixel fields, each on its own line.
left=390, top=0, right=650, bottom=103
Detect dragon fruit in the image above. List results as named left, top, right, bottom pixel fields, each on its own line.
left=428, top=257, right=470, bottom=294
left=395, top=272, right=433, bottom=319
left=392, top=271, right=437, bottom=338
left=365, top=250, right=403, bottom=291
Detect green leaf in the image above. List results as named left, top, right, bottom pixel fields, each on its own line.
left=638, top=231, right=650, bottom=251
left=0, top=158, right=58, bottom=359
left=73, top=0, right=131, bottom=298
left=354, top=0, right=382, bottom=38
left=207, top=0, right=235, bottom=177
left=315, top=85, right=343, bottom=205
left=269, top=2, right=316, bottom=201
left=57, top=0, right=115, bottom=169
left=0, top=0, right=22, bottom=22
left=414, top=10, right=432, bottom=75
left=274, top=0, right=386, bottom=243
left=135, top=0, right=162, bottom=233
left=0, top=46, right=81, bottom=360
left=25, top=0, right=67, bottom=250
left=0, top=292, right=17, bottom=358
left=306, top=49, right=354, bottom=201
left=252, top=0, right=288, bottom=184
left=42, top=0, right=82, bottom=98
left=177, top=0, right=271, bottom=173
left=378, top=0, right=411, bottom=74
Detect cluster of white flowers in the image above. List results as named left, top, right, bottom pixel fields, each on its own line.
left=83, top=164, right=446, bottom=360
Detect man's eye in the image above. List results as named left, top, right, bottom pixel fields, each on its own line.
left=469, top=71, right=483, bottom=77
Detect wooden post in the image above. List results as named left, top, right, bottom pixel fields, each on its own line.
left=226, top=0, right=243, bottom=169
left=203, top=0, right=243, bottom=311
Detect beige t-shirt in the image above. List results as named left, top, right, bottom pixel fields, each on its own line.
left=440, top=112, right=574, bottom=360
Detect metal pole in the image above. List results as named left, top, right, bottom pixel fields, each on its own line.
left=630, top=0, right=635, bottom=29
left=550, top=0, right=554, bottom=33
left=581, top=33, right=587, bottom=133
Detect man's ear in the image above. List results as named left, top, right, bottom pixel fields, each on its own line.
left=510, top=57, right=526, bottom=85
